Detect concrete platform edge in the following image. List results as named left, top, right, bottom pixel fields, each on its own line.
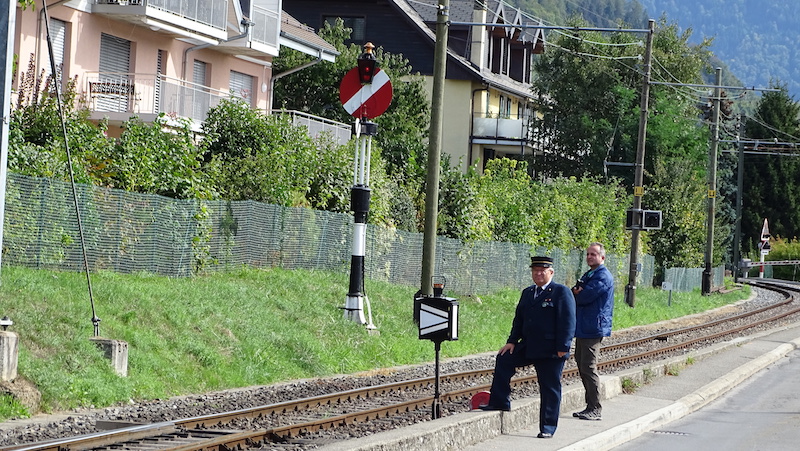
left=318, top=331, right=800, bottom=451
left=561, top=336, right=800, bottom=451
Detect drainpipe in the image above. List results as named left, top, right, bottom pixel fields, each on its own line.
left=181, top=19, right=254, bottom=80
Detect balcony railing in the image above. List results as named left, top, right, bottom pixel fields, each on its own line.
left=274, top=110, right=351, bottom=146
left=472, top=114, right=532, bottom=142
left=84, top=73, right=352, bottom=143
left=251, top=4, right=280, bottom=49
left=85, top=72, right=228, bottom=124
left=94, top=0, right=228, bottom=32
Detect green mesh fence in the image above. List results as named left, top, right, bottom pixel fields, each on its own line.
left=663, top=265, right=727, bottom=292
left=1, top=174, right=655, bottom=295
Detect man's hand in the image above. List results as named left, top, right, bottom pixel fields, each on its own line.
left=557, top=351, right=567, bottom=358
left=498, top=343, right=515, bottom=355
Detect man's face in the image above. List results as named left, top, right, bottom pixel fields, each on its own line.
left=586, top=245, right=605, bottom=269
left=531, top=266, right=554, bottom=286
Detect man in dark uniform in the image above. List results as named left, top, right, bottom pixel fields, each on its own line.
left=480, top=256, right=576, bottom=439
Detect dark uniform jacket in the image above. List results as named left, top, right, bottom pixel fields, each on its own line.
left=574, top=264, right=614, bottom=339
left=506, top=282, right=576, bottom=360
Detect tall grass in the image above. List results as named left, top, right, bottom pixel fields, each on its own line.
left=0, top=265, right=748, bottom=419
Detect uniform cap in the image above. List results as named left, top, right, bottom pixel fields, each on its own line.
left=530, top=256, right=553, bottom=268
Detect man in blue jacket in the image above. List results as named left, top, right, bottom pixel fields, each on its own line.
left=571, top=242, right=615, bottom=421
left=480, top=256, right=576, bottom=439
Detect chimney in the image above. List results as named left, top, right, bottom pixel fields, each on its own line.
left=470, top=1, right=487, bottom=68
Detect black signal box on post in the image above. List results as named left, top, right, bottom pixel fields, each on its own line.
left=643, top=210, right=662, bottom=229
left=626, top=209, right=662, bottom=230
left=415, top=295, right=459, bottom=342
left=415, top=287, right=459, bottom=421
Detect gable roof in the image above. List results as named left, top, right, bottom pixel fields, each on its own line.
left=389, top=0, right=544, bottom=99
left=280, top=11, right=339, bottom=62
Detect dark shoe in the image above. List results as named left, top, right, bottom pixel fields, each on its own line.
left=577, top=410, right=602, bottom=420
left=537, top=432, right=553, bottom=439
left=572, top=408, right=590, bottom=417
left=479, top=404, right=510, bottom=412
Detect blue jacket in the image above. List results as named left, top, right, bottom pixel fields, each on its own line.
left=574, top=265, right=614, bottom=338
left=507, top=282, right=576, bottom=359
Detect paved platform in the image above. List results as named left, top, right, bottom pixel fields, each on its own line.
left=319, top=322, right=800, bottom=451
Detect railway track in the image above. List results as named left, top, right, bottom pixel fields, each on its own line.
left=5, top=280, right=800, bottom=451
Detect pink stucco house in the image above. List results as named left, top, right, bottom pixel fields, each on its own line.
left=13, top=0, right=339, bottom=136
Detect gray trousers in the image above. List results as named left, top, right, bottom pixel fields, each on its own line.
left=575, top=337, right=603, bottom=411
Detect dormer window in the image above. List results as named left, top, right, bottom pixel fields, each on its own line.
left=324, top=15, right=365, bottom=44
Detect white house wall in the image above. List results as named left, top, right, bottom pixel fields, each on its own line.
left=422, top=77, right=473, bottom=173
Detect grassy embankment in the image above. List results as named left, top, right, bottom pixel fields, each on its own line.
left=0, top=265, right=749, bottom=420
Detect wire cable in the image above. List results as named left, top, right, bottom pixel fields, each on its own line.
left=545, top=41, right=643, bottom=60
left=41, top=0, right=101, bottom=337
left=746, top=113, right=800, bottom=142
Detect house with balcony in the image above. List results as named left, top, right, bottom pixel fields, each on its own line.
left=13, top=0, right=343, bottom=139
left=283, top=0, right=545, bottom=172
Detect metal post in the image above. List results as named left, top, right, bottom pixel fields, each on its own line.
left=732, top=118, right=745, bottom=281
left=432, top=340, right=442, bottom=419
left=0, top=0, right=16, bottom=275
left=420, top=0, right=449, bottom=296
left=624, top=19, right=655, bottom=308
left=702, top=68, right=722, bottom=295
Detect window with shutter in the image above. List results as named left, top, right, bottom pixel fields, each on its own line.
left=96, top=33, right=132, bottom=113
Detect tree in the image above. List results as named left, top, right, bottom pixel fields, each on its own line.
left=741, top=83, right=800, bottom=252
left=471, top=159, right=629, bottom=253
left=531, top=17, right=711, bottom=181
left=108, top=116, right=210, bottom=199
left=202, top=98, right=354, bottom=209
left=530, top=17, right=721, bottom=269
left=646, top=160, right=707, bottom=269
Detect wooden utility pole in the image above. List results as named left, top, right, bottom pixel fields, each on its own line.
left=702, top=68, right=722, bottom=294
left=421, top=0, right=449, bottom=296
left=624, top=19, right=655, bottom=308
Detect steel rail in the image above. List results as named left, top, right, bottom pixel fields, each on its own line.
left=8, top=282, right=798, bottom=451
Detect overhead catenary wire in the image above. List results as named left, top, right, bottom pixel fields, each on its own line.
left=652, top=56, right=709, bottom=95
left=470, top=1, right=780, bottom=148
left=545, top=40, right=643, bottom=60
left=41, top=0, right=101, bottom=337
left=746, top=113, right=800, bottom=143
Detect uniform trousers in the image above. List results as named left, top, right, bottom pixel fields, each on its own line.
left=574, top=337, right=603, bottom=412
left=487, top=349, right=567, bottom=435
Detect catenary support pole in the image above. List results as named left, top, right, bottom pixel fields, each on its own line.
left=702, top=68, right=723, bottom=295
left=421, top=0, right=449, bottom=296
left=624, top=19, right=655, bottom=308
left=733, top=118, right=746, bottom=281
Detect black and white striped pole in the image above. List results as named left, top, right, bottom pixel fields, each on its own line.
left=338, top=43, right=391, bottom=331
left=344, top=117, right=377, bottom=330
